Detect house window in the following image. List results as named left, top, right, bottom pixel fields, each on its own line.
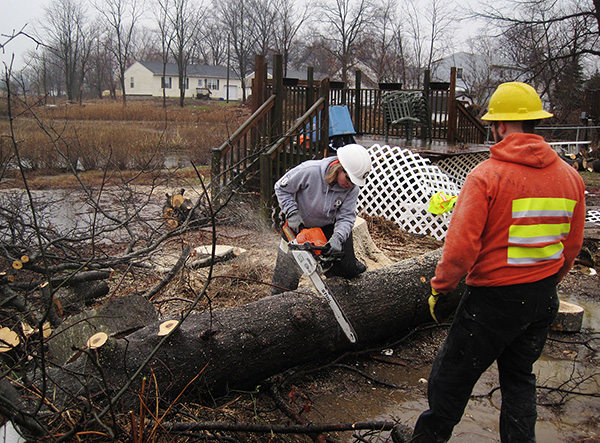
left=205, top=78, right=219, bottom=90
left=130, top=77, right=134, bottom=88
left=198, top=79, right=203, bottom=87
left=161, top=77, right=172, bottom=89
left=456, top=68, right=463, bottom=79
left=185, top=78, right=189, bottom=89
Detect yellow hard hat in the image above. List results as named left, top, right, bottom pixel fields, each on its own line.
left=481, top=82, right=553, bottom=121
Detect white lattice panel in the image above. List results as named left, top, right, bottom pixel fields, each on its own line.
left=434, top=151, right=490, bottom=187
left=587, top=210, right=600, bottom=225
left=358, top=146, right=599, bottom=240
left=358, top=144, right=460, bottom=240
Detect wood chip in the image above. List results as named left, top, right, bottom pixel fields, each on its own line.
left=42, top=322, right=52, bottom=339
left=0, top=327, right=20, bottom=352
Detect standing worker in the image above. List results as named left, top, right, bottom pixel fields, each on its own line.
left=271, top=144, right=372, bottom=295
left=393, top=82, right=586, bottom=443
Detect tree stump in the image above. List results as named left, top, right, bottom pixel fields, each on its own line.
left=551, top=299, right=584, bottom=332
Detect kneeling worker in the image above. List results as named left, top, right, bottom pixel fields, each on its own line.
left=271, top=144, right=372, bottom=295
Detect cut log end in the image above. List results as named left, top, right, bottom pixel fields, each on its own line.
left=551, top=300, right=584, bottom=332
left=158, top=320, right=180, bottom=336
left=87, top=332, right=108, bottom=349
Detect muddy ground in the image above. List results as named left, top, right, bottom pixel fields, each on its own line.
left=147, top=187, right=600, bottom=443
left=2, top=179, right=598, bottom=442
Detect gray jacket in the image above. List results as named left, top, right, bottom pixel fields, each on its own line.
left=274, top=157, right=359, bottom=241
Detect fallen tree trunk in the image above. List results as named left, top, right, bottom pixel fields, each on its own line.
left=34, top=248, right=463, bottom=409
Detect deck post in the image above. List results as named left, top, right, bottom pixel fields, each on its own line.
left=423, top=70, right=431, bottom=141
left=252, top=55, right=265, bottom=148
left=252, top=55, right=265, bottom=113
left=271, top=54, right=284, bottom=143
left=211, top=148, right=222, bottom=203
left=354, top=70, right=362, bottom=134
left=320, top=78, right=330, bottom=156
left=307, top=67, right=315, bottom=111
left=447, top=67, right=457, bottom=143
left=259, top=152, right=272, bottom=223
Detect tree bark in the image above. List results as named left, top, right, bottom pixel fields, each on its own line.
left=35, top=248, right=463, bottom=407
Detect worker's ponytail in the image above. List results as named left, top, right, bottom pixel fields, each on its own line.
left=325, top=159, right=343, bottom=184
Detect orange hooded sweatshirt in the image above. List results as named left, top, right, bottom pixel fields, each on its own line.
left=431, top=133, right=586, bottom=294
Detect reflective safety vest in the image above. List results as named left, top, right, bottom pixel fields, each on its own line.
left=507, top=197, right=577, bottom=265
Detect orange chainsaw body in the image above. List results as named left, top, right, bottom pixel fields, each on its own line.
left=283, top=223, right=327, bottom=255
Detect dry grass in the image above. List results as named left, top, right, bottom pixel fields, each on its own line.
left=0, top=98, right=251, bottom=173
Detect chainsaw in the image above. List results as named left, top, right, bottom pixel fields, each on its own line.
left=282, top=222, right=358, bottom=343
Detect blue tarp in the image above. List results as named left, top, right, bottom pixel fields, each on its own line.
left=299, top=106, right=356, bottom=142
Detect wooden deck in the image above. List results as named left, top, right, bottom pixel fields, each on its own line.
left=355, top=135, right=491, bottom=159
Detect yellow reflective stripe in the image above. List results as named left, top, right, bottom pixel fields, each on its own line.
left=508, top=223, right=571, bottom=244
left=512, top=198, right=577, bottom=218
left=507, top=242, right=564, bottom=264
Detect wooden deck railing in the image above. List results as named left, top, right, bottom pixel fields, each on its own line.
left=210, top=94, right=276, bottom=202
left=455, top=100, right=486, bottom=144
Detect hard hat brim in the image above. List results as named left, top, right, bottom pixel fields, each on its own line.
left=481, top=109, right=554, bottom=121
left=347, top=172, right=366, bottom=187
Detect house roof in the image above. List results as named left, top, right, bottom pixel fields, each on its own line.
left=136, top=61, right=237, bottom=78
left=246, top=67, right=328, bottom=81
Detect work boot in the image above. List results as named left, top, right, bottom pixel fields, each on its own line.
left=355, top=260, right=367, bottom=274
left=391, top=424, right=413, bottom=443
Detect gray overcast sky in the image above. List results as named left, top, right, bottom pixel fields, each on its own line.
left=1, top=0, right=48, bottom=70
left=1, top=0, right=483, bottom=72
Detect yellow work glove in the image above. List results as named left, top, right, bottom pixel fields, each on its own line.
left=428, top=191, right=458, bottom=215
left=428, top=287, right=444, bottom=324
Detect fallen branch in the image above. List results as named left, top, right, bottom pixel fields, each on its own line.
left=159, top=419, right=396, bottom=434
left=144, top=244, right=192, bottom=300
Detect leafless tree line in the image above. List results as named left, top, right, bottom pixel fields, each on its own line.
left=1, top=0, right=600, bottom=116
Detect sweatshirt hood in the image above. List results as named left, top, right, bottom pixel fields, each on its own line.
left=320, top=156, right=346, bottom=192
left=490, top=133, right=559, bottom=169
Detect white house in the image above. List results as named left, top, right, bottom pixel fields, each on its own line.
left=124, top=61, right=242, bottom=100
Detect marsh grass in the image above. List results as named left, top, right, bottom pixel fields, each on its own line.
left=1, top=98, right=250, bottom=174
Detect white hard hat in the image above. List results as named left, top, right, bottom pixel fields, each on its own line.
left=336, top=144, right=371, bottom=186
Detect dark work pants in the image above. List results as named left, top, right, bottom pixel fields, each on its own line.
left=271, top=225, right=364, bottom=295
left=412, top=275, right=559, bottom=443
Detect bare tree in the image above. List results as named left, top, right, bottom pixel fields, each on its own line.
left=249, top=0, right=278, bottom=58
left=218, top=0, right=258, bottom=101
left=87, top=30, right=115, bottom=98
left=401, top=0, right=456, bottom=88
left=315, top=0, right=375, bottom=83
left=424, top=0, right=455, bottom=71
left=197, top=17, right=229, bottom=65
left=39, top=0, right=92, bottom=101
left=169, top=0, right=205, bottom=107
left=477, top=0, right=600, bottom=59
left=460, top=35, right=501, bottom=109
left=358, top=0, right=401, bottom=82
left=155, top=0, right=175, bottom=108
left=94, top=0, right=146, bottom=104
left=272, top=0, right=311, bottom=75
left=482, top=0, right=598, bottom=118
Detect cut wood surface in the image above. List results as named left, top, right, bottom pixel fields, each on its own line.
left=36, top=248, right=463, bottom=407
